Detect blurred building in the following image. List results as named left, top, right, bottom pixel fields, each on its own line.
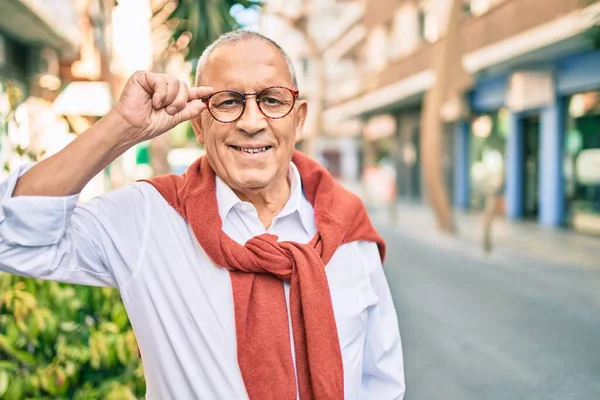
left=0, top=0, right=117, bottom=197
left=0, top=0, right=80, bottom=92
left=319, top=0, right=600, bottom=235
left=0, top=0, right=80, bottom=171
left=0, top=0, right=160, bottom=198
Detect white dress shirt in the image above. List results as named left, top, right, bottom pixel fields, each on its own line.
left=0, top=162, right=405, bottom=400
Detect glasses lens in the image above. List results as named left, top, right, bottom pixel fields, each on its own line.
left=208, top=91, right=244, bottom=122
left=257, top=87, right=294, bottom=119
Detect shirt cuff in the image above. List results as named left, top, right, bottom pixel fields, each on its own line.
left=0, top=163, right=80, bottom=246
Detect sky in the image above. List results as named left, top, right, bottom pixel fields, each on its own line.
left=230, top=4, right=261, bottom=31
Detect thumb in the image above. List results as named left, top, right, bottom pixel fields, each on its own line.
left=189, top=86, right=214, bottom=101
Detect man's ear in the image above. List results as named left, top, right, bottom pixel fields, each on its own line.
left=294, top=100, right=308, bottom=143
left=190, top=114, right=205, bottom=145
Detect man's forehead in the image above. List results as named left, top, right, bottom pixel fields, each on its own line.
left=201, top=39, right=293, bottom=88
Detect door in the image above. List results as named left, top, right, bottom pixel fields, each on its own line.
left=522, top=115, right=540, bottom=219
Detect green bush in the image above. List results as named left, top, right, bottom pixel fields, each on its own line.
left=0, top=273, right=144, bottom=399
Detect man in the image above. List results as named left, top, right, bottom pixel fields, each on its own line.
left=0, top=31, right=405, bottom=399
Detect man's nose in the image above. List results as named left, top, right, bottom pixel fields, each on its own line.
left=236, top=98, right=268, bottom=134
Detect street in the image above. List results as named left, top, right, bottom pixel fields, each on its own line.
left=381, top=226, right=600, bottom=400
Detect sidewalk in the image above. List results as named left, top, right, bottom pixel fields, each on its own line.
left=368, top=201, right=600, bottom=270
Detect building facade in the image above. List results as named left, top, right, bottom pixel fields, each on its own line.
left=324, top=0, right=600, bottom=235
left=0, top=0, right=124, bottom=199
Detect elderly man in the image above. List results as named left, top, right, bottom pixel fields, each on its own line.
left=0, top=31, right=405, bottom=399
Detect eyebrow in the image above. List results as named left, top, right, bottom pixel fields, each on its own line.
left=215, top=85, right=294, bottom=93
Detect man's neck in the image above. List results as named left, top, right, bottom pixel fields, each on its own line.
left=234, top=174, right=291, bottom=229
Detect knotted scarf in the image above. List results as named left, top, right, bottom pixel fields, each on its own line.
left=145, top=150, right=385, bottom=399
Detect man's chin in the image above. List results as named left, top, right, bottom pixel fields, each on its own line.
left=231, top=175, right=273, bottom=191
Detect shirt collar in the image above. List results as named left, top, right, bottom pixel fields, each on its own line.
left=215, top=162, right=313, bottom=235
left=215, top=173, right=242, bottom=224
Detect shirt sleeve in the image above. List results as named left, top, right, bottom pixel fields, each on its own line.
left=359, top=241, right=406, bottom=399
left=0, top=163, right=149, bottom=288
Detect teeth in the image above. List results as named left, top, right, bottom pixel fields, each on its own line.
left=234, top=146, right=270, bottom=154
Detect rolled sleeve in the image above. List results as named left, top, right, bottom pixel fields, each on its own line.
left=0, top=164, right=79, bottom=246
left=0, top=164, right=116, bottom=286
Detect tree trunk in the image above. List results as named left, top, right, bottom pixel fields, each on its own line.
left=420, top=88, right=454, bottom=232
left=419, top=0, right=471, bottom=233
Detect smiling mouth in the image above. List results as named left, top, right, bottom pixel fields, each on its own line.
left=229, top=145, right=273, bottom=154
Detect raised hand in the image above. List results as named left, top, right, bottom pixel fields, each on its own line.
left=111, top=71, right=214, bottom=145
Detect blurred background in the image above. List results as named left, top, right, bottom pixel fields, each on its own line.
left=0, top=0, right=599, bottom=399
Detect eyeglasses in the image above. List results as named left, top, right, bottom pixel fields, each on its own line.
left=201, top=86, right=299, bottom=123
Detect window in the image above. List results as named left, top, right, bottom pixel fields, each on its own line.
left=418, top=0, right=450, bottom=43
left=366, top=25, right=388, bottom=71
left=469, top=0, right=492, bottom=16
left=565, top=92, right=600, bottom=235
left=0, top=34, right=5, bottom=67
left=389, top=3, right=420, bottom=59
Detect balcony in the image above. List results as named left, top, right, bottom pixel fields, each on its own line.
left=325, top=0, right=592, bottom=126
left=364, top=0, right=584, bottom=94
left=464, top=0, right=582, bottom=53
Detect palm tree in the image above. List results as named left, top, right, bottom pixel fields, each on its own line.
left=160, top=0, right=261, bottom=62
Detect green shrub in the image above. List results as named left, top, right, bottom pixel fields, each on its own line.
left=0, top=273, right=144, bottom=399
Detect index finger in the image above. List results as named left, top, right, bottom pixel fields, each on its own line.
left=189, top=86, right=214, bottom=101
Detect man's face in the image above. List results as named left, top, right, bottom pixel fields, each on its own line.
left=191, top=39, right=307, bottom=194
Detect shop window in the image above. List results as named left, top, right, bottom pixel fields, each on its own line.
left=469, top=110, right=508, bottom=211
left=565, top=92, right=600, bottom=235
left=464, top=0, right=506, bottom=17
left=322, top=149, right=342, bottom=178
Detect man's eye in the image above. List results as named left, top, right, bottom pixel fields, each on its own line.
left=217, top=99, right=241, bottom=107
left=262, top=97, right=282, bottom=105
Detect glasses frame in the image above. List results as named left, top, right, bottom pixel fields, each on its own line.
left=201, top=86, right=300, bottom=123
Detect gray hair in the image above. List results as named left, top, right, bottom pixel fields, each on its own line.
left=194, top=30, right=298, bottom=89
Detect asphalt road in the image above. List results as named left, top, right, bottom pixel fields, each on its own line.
left=380, top=226, right=600, bottom=400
